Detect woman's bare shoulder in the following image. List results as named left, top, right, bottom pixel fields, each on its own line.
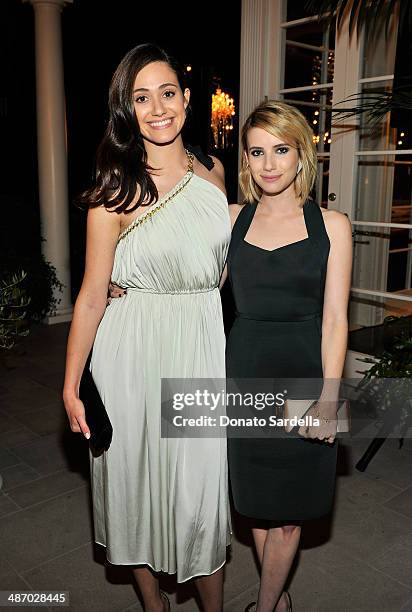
left=209, top=155, right=225, bottom=177
left=229, top=203, right=244, bottom=227
left=320, top=207, right=352, bottom=241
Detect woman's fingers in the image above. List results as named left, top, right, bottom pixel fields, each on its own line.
left=70, top=419, right=81, bottom=433
left=70, top=416, right=90, bottom=440
left=298, top=420, right=336, bottom=443
left=108, top=282, right=127, bottom=298
left=65, top=399, right=91, bottom=440
left=297, top=424, right=309, bottom=437
left=76, top=414, right=91, bottom=440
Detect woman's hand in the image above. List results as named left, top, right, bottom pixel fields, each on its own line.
left=107, top=282, right=127, bottom=305
left=297, top=400, right=338, bottom=444
left=63, top=394, right=91, bottom=440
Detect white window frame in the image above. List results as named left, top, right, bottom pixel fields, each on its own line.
left=239, top=1, right=411, bottom=313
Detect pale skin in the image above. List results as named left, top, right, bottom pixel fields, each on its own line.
left=219, top=126, right=352, bottom=612
left=63, top=60, right=225, bottom=612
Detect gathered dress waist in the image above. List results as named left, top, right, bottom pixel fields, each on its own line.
left=124, top=286, right=219, bottom=296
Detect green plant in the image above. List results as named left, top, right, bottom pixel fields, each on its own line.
left=356, top=316, right=412, bottom=443
left=359, top=338, right=412, bottom=379
left=1, top=250, right=64, bottom=322
left=305, top=1, right=412, bottom=123
left=1, top=197, right=64, bottom=322
left=0, top=270, right=30, bottom=350
left=24, top=248, right=64, bottom=320
left=331, top=85, right=412, bottom=126
left=306, top=0, right=412, bottom=41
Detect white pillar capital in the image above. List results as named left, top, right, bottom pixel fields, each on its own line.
left=23, top=0, right=73, bottom=8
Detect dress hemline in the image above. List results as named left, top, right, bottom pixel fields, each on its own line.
left=94, top=540, right=231, bottom=583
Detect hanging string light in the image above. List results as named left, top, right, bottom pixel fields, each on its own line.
left=211, top=88, right=235, bottom=149
left=311, top=51, right=334, bottom=146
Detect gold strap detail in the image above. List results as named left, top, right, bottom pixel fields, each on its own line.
left=187, top=149, right=194, bottom=172
left=118, top=150, right=195, bottom=243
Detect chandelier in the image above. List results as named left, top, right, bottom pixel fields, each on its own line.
left=211, top=88, right=235, bottom=149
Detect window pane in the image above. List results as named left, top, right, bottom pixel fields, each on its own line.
left=357, top=82, right=397, bottom=151
left=286, top=0, right=317, bottom=21
left=351, top=234, right=388, bottom=329
left=362, top=17, right=398, bottom=79
left=283, top=91, right=333, bottom=153
left=282, top=20, right=335, bottom=160
left=351, top=224, right=412, bottom=323
left=283, top=42, right=328, bottom=89
left=285, top=19, right=335, bottom=48
left=352, top=152, right=412, bottom=327
left=355, top=155, right=412, bottom=223
left=356, top=81, right=411, bottom=153
left=349, top=293, right=412, bottom=331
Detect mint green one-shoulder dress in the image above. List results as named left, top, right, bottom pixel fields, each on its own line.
left=89, top=168, right=232, bottom=582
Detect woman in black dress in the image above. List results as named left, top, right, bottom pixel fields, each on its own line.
left=223, top=101, right=352, bottom=611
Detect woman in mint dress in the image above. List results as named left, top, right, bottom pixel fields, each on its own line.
left=63, top=44, right=231, bottom=612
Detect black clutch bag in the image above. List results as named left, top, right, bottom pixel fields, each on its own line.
left=79, top=354, right=113, bottom=455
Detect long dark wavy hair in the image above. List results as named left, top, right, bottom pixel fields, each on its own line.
left=78, top=44, right=187, bottom=213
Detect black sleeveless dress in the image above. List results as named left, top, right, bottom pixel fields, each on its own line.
left=226, top=199, right=338, bottom=521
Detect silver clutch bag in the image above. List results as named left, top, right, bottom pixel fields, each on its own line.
left=283, top=399, right=350, bottom=433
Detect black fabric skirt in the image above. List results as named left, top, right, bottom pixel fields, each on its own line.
left=226, top=317, right=337, bottom=521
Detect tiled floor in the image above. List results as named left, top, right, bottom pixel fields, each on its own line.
left=0, top=323, right=412, bottom=611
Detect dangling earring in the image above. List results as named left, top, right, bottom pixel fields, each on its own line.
left=297, top=160, right=303, bottom=173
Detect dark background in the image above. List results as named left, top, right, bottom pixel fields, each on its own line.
left=1, top=0, right=241, bottom=300
left=5, top=0, right=411, bottom=340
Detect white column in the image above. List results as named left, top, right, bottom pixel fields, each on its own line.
left=238, top=0, right=285, bottom=199
left=25, top=0, right=73, bottom=324
left=239, top=0, right=285, bottom=128
left=328, top=14, right=362, bottom=219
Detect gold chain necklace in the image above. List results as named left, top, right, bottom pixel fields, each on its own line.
left=118, top=150, right=195, bottom=242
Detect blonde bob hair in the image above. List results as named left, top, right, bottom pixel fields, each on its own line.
left=239, top=100, right=317, bottom=205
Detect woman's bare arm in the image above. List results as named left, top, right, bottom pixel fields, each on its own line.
left=63, top=205, right=120, bottom=437
left=320, top=211, right=353, bottom=386
left=219, top=203, right=243, bottom=289
left=298, top=210, right=352, bottom=442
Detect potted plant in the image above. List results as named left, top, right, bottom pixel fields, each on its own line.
left=354, top=315, right=412, bottom=470
left=0, top=270, right=30, bottom=351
